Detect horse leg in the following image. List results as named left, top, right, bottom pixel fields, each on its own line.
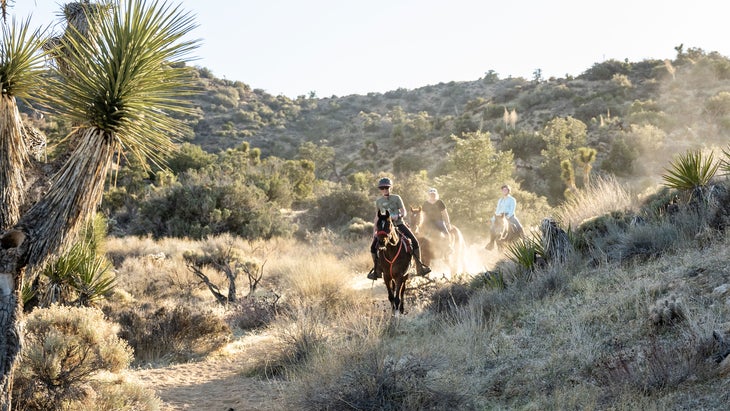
left=395, top=280, right=406, bottom=314
left=386, top=279, right=398, bottom=314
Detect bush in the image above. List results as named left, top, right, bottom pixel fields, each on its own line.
left=108, top=303, right=230, bottom=365
left=14, top=306, right=134, bottom=411
left=601, top=137, right=638, bottom=177
left=304, top=187, right=371, bottom=231
left=500, top=129, right=546, bottom=159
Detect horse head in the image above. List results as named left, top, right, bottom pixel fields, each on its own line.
left=408, top=206, right=423, bottom=233
left=495, top=213, right=511, bottom=240
left=376, top=210, right=398, bottom=249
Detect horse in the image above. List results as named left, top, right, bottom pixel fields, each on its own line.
left=375, top=210, right=413, bottom=315
left=408, top=206, right=466, bottom=274
left=485, top=213, right=524, bottom=251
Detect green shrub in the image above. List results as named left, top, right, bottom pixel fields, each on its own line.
left=662, top=149, right=719, bottom=192
left=14, top=306, right=134, bottom=411
left=580, top=59, right=631, bottom=81
left=500, top=129, right=546, bottom=159
left=601, top=137, right=638, bottom=177
left=304, top=187, right=371, bottom=231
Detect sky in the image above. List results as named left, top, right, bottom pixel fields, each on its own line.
left=9, top=1, right=730, bottom=98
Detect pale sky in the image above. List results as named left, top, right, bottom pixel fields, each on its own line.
left=10, top=1, right=730, bottom=98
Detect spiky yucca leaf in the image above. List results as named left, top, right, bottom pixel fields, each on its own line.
left=505, top=234, right=545, bottom=279
left=0, top=18, right=48, bottom=228
left=21, top=0, right=198, bottom=270
left=46, top=0, right=199, bottom=168
left=721, top=146, right=730, bottom=176
left=0, top=17, right=49, bottom=99
left=662, top=149, right=718, bottom=191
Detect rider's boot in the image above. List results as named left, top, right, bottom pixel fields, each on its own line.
left=413, top=247, right=431, bottom=276
left=367, top=252, right=380, bottom=280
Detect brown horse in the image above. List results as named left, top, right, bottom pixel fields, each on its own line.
left=375, top=210, right=413, bottom=315
left=409, top=206, right=466, bottom=274
left=485, top=213, right=524, bottom=251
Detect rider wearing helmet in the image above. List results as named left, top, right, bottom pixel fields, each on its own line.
left=367, top=177, right=431, bottom=280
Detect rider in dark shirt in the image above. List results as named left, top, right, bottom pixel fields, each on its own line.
left=421, top=188, right=452, bottom=243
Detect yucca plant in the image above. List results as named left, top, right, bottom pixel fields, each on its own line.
left=0, top=17, right=48, bottom=229
left=19, top=0, right=199, bottom=270
left=661, top=149, right=719, bottom=192
left=40, top=240, right=115, bottom=307
left=505, top=234, right=545, bottom=281
left=721, top=145, right=730, bottom=176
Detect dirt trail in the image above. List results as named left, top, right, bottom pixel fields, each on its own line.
left=129, top=278, right=387, bottom=411
left=130, top=333, right=287, bottom=411
left=129, top=257, right=493, bottom=410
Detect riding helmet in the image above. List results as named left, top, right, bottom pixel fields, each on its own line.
left=377, top=177, right=393, bottom=188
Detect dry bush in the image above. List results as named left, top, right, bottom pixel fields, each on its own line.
left=593, top=333, right=719, bottom=397
left=426, top=279, right=473, bottom=316
left=246, top=309, right=330, bottom=378
left=649, top=295, right=686, bottom=327
left=556, top=174, right=638, bottom=229
left=13, top=306, right=137, bottom=411
left=225, top=294, right=280, bottom=330
left=77, top=378, right=162, bottom=411
left=276, top=250, right=363, bottom=316
left=106, top=301, right=230, bottom=365
left=286, top=346, right=469, bottom=411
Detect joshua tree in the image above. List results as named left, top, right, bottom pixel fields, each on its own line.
left=0, top=1, right=198, bottom=409
left=576, top=146, right=597, bottom=188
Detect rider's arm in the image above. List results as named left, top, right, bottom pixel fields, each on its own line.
left=504, top=197, right=516, bottom=218
left=441, top=209, right=451, bottom=230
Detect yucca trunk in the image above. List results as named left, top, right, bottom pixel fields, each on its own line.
left=0, top=290, right=21, bottom=411
left=0, top=95, right=28, bottom=230
left=19, top=127, right=118, bottom=271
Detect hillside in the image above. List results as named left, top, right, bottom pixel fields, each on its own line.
left=13, top=45, right=730, bottom=410
left=182, top=47, right=730, bottom=194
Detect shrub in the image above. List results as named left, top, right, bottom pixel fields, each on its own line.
left=601, top=137, right=638, bottom=177
left=304, top=187, right=371, bottom=231
left=108, top=304, right=230, bottom=365
left=662, top=149, right=719, bottom=192
left=426, top=281, right=473, bottom=316
left=500, top=129, right=546, bottom=159
left=14, top=306, right=134, bottom=411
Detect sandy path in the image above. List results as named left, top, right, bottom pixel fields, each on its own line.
left=130, top=333, right=288, bottom=411
left=129, top=262, right=491, bottom=410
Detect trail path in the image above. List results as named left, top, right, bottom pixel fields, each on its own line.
left=130, top=333, right=288, bottom=411
left=129, top=250, right=493, bottom=410
left=128, top=278, right=388, bottom=411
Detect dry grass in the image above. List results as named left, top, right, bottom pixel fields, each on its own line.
left=96, top=194, right=730, bottom=410
left=556, top=174, right=638, bottom=229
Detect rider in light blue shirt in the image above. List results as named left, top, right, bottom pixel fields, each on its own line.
left=493, top=184, right=523, bottom=232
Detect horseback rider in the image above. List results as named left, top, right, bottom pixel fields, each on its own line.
left=367, top=177, right=431, bottom=280
left=493, top=184, right=524, bottom=234
left=421, top=188, right=453, bottom=245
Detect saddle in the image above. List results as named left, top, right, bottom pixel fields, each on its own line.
left=394, top=226, right=414, bottom=254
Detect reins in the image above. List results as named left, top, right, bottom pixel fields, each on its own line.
left=377, top=221, right=404, bottom=278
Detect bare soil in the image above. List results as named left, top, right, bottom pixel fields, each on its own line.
left=130, top=333, right=288, bottom=411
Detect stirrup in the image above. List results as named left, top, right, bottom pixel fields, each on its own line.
left=367, top=268, right=379, bottom=280
left=417, top=265, right=431, bottom=276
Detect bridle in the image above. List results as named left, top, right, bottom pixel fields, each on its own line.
left=376, top=216, right=398, bottom=249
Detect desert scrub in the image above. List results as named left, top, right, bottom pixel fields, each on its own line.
left=13, top=306, right=138, bottom=411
